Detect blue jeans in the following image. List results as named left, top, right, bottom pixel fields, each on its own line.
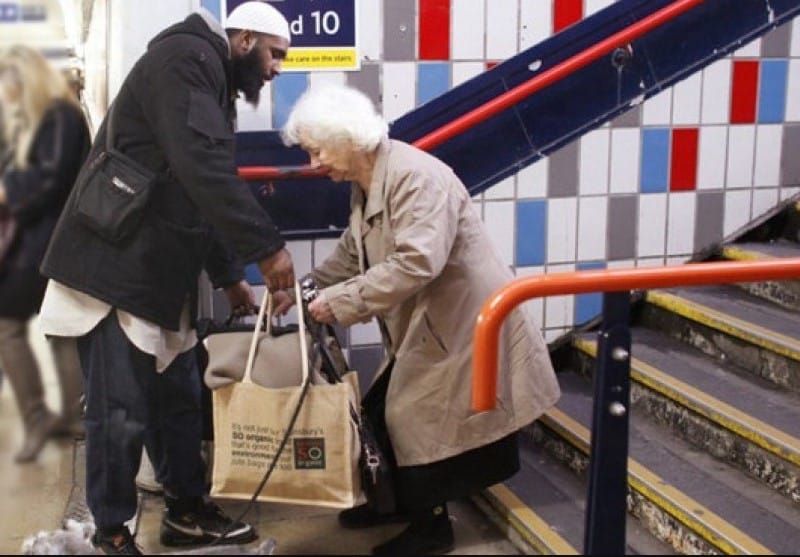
left=77, top=312, right=205, bottom=529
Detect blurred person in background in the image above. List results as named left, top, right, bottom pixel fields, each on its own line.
left=280, top=83, right=562, bottom=556
left=38, top=2, right=295, bottom=553
left=0, top=44, right=90, bottom=464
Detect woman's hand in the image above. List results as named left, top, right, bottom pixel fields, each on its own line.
left=308, top=293, right=336, bottom=324
left=271, top=289, right=294, bottom=316
left=223, top=279, right=256, bottom=318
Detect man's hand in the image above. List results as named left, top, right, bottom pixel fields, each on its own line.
left=258, top=248, right=295, bottom=292
left=223, top=279, right=256, bottom=318
left=270, top=289, right=294, bottom=316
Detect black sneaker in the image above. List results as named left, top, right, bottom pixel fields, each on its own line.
left=91, top=526, right=142, bottom=555
left=372, top=504, right=454, bottom=556
left=160, top=497, right=257, bottom=547
left=338, top=503, right=409, bottom=529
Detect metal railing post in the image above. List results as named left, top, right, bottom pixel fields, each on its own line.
left=583, top=292, right=631, bottom=554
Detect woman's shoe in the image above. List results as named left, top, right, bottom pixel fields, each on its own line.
left=338, top=504, right=409, bottom=529
left=371, top=504, right=454, bottom=556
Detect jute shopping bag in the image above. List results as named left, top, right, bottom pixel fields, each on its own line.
left=207, top=282, right=363, bottom=508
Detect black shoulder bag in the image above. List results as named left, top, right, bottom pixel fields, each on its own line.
left=73, top=100, right=156, bottom=244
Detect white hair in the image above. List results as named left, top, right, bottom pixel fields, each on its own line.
left=281, top=84, right=388, bottom=152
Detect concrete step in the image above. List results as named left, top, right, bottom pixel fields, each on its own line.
left=639, top=284, right=800, bottom=393
left=716, top=239, right=800, bottom=311
left=534, top=370, right=800, bottom=554
left=572, top=329, right=800, bottom=503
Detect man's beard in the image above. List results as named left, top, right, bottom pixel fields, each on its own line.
left=232, top=46, right=266, bottom=106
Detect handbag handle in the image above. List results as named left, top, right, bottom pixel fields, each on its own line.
left=242, top=281, right=310, bottom=386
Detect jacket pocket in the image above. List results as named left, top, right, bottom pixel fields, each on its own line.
left=187, top=90, right=234, bottom=142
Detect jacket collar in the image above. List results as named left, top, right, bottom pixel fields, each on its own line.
left=362, top=138, right=391, bottom=221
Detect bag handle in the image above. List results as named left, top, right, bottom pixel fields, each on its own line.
left=243, top=281, right=309, bottom=385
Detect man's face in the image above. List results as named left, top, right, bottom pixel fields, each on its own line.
left=232, top=33, right=289, bottom=106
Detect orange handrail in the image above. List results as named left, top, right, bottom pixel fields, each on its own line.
left=472, top=258, right=800, bottom=412
left=239, top=0, right=706, bottom=181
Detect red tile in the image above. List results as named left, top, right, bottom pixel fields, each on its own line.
left=554, top=0, right=583, bottom=33
left=730, top=60, right=759, bottom=124
left=419, top=0, right=450, bottom=60
left=670, top=128, right=699, bottom=191
left=486, top=61, right=500, bottom=71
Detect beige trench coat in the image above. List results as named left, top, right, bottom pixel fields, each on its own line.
left=312, top=139, right=561, bottom=467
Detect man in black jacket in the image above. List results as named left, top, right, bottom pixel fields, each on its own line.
left=38, top=2, right=294, bottom=553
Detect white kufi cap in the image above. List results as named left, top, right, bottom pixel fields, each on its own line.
left=225, top=1, right=290, bottom=42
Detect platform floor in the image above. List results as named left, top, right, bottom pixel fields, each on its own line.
left=0, top=318, right=529, bottom=555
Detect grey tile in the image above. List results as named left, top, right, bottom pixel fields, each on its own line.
left=607, top=195, right=637, bottom=260
left=611, top=105, right=641, bottom=127
left=347, top=63, right=382, bottom=113
left=761, top=22, right=792, bottom=58
left=547, top=141, right=579, bottom=197
left=694, top=191, right=725, bottom=252
left=781, top=124, right=800, bottom=186
left=383, top=0, right=416, bottom=61
left=348, top=344, right=385, bottom=394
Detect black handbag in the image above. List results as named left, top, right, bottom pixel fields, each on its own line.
left=73, top=100, right=155, bottom=244
left=301, top=278, right=397, bottom=514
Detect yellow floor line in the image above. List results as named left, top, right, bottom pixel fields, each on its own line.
left=483, top=484, right=579, bottom=555
left=720, top=245, right=769, bottom=261
left=573, top=337, right=800, bottom=466
left=646, top=290, right=800, bottom=361
left=541, top=408, right=775, bottom=555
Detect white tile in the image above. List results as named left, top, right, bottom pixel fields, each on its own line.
left=547, top=198, right=578, bottom=263
left=672, top=72, right=702, bottom=125
left=234, top=87, right=272, bottom=132
left=485, top=176, right=515, bottom=199
left=286, top=240, right=313, bottom=281
left=642, top=88, right=672, bottom=125
left=585, top=0, right=615, bottom=16
left=607, top=259, right=635, bottom=270
left=452, top=62, right=485, bottom=87
left=309, top=72, right=347, bottom=88
left=357, top=0, right=381, bottom=62
left=787, top=60, right=800, bottom=122
left=701, top=59, right=732, bottom=125
left=697, top=126, right=727, bottom=190
left=725, top=126, right=755, bottom=189
left=519, top=0, right=551, bottom=50
left=484, top=200, right=515, bottom=268
left=723, top=190, right=752, bottom=237
left=609, top=129, right=641, bottom=194
left=579, top=129, right=610, bottom=196
left=792, top=18, right=800, bottom=56
left=667, top=255, right=691, bottom=266
left=544, top=327, right=568, bottom=343
left=312, top=238, right=340, bottom=268
left=577, top=196, right=608, bottom=261
left=517, top=158, right=548, bottom=198
left=637, top=193, right=667, bottom=258
left=486, top=0, right=519, bottom=59
left=514, top=266, right=545, bottom=328
left=733, top=40, right=760, bottom=58
left=543, top=264, right=574, bottom=330
left=452, top=0, right=486, bottom=60
left=667, top=192, right=696, bottom=255
left=781, top=187, right=800, bottom=201
left=636, top=256, right=666, bottom=268
left=754, top=125, right=783, bottom=188
left=752, top=189, right=780, bottom=220
left=349, top=320, right=382, bottom=345
left=381, top=62, right=416, bottom=121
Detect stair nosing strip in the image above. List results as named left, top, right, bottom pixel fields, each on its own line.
left=542, top=408, right=775, bottom=555
left=720, top=245, right=768, bottom=262
left=574, top=337, right=800, bottom=466
left=646, top=290, right=800, bottom=361
left=481, top=484, right=579, bottom=555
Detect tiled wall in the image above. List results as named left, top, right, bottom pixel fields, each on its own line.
left=195, top=0, right=800, bottom=362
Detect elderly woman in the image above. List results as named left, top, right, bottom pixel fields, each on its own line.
left=281, top=84, right=561, bottom=556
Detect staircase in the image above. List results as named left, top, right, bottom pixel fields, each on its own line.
left=477, top=195, right=800, bottom=554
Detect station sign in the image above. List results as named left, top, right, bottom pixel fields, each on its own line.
left=224, top=0, right=359, bottom=71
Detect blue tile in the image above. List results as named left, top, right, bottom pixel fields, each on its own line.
left=417, top=63, right=450, bottom=106
left=272, top=73, right=309, bottom=129
left=575, top=261, right=606, bottom=324
left=201, top=0, right=220, bottom=21
left=515, top=200, right=547, bottom=266
left=758, top=59, right=788, bottom=124
left=640, top=128, right=669, bottom=193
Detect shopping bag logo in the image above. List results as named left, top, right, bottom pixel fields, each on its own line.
left=294, top=438, right=326, bottom=469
